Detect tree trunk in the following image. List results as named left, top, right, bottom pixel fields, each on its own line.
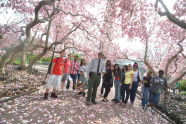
left=6, top=52, right=19, bottom=64
left=0, top=44, right=23, bottom=75
left=169, top=72, right=186, bottom=87
left=27, top=49, right=48, bottom=71
left=19, top=47, right=27, bottom=70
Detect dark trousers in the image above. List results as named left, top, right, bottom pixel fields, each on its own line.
left=77, top=73, right=80, bottom=80
left=103, top=86, right=111, bottom=98
left=130, top=82, right=138, bottom=103
left=66, top=74, right=77, bottom=89
left=121, top=84, right=130, bottom=104
left=87, top=72, right=101, bottom=102
left=101, top=82, right=105, bottom=95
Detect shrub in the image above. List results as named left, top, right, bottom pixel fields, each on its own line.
left=178, top=80, right=186, bottom=91
left=180, top=91, right=186, bottom=95
left=13, top=58, right=21, bottom=65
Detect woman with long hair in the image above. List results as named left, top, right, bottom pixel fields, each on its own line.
left=102, top=64, right=114, bottom=102
left=112, top=64, right=122, bottom=103
left=100, top=60, right=111, bottom=96
left=121, top=64, right=134, bottom=106
left=76, top=59, right=88, bottom=97
left=130, top=63, right=142, bottom=106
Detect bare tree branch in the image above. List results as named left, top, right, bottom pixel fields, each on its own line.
left=164, top=37, right=185, bottom=77
left=169, top=71, right=186, bottom=86
left=155, top=0, right=186, bottom=30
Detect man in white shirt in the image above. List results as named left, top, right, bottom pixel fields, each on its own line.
left=86, top=52, right=106, bottom=105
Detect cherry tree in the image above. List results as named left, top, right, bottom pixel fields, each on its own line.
left=114, top=0, right=186, bottom=85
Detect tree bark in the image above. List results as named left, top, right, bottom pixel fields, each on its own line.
left=6, top=52, right=20, bottom=64
left=155, top=0, right=186, bottom=30
left=169, top=72, right=186, bottom=86
left=0, top=44, right=23, bottom=75
left=27, top=49, right=48, bottom=71
left=164, top=38, right=184, bottom=78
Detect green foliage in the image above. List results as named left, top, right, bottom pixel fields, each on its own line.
left=12, top=53, right=51, bottom=65
left=12, top=52, right=84, bottom=65
left=180, top=91, right=186, bottom=95
left=178, top=80, right=186, bottom=91
left=39, top=57, right=51, bottom=62
left=13, top=58, right=21, bottom=65
left=71, top=53, right=83, bottom=60
left=27, top=53, right=35, bottom=61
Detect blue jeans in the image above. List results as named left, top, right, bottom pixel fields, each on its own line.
left=130, top=81, right=138, bottom=103
left=121, top=84, right=130, bottom=104
left=142, top=86, right=149, bottom=107
left=149, top=92, right=160, bottom=105
left=114, top=80, right=121, bottom=101
left=66, top=74, right=77, bottom=89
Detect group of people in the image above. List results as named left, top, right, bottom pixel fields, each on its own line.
left=43, top=50, right=168, bottom=111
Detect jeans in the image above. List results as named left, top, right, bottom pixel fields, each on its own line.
left=121, top=84, right=130, bottom=104
left=142, top=86, right=149, bottom=107
left=66, top=74, right=77, bottom=89
left=114, top=80, right=121, bottom=101
left=130, top=81, right=138, bottom=103
left=149, top=92, right=160, bottom=105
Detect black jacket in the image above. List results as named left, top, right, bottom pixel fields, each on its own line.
left=103, top=68, right=113, bottom=88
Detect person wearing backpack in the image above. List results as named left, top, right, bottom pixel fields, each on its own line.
left=129, top=63, right=142, bottom=106
left=44, top=50, right=66, bottom=100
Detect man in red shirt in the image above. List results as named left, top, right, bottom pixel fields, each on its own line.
left=44, top=50, right=65, bottom=100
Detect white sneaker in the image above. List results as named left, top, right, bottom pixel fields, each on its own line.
left=151, top=108, right=156, bottom=115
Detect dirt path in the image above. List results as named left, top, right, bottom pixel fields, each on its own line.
left=0, top=84, right=170, bottom=124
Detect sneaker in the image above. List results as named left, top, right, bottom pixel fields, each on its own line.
left=102, top=98, right=108, bottom=102
left=66, top=82, right=70, bottom=89
left=143, top=105, right=147, bottom=111
left=115, top=100, right=120, bottom=103
left=151, top=108, right=156, bottom=115
left=121, top=102, right=126, bottom=106
left=82, top=92, right=86, bottom=97
left=77, top=92, right=83, bottom=95
left=73, top=84, right=76, bottom=90
left=44, top=93, right=48, bottom=100
left=86, top=101, right=91, bottom=105
left=50, top=92, right=58, bottom=98
left=91, top=101, right=97, bottom=104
